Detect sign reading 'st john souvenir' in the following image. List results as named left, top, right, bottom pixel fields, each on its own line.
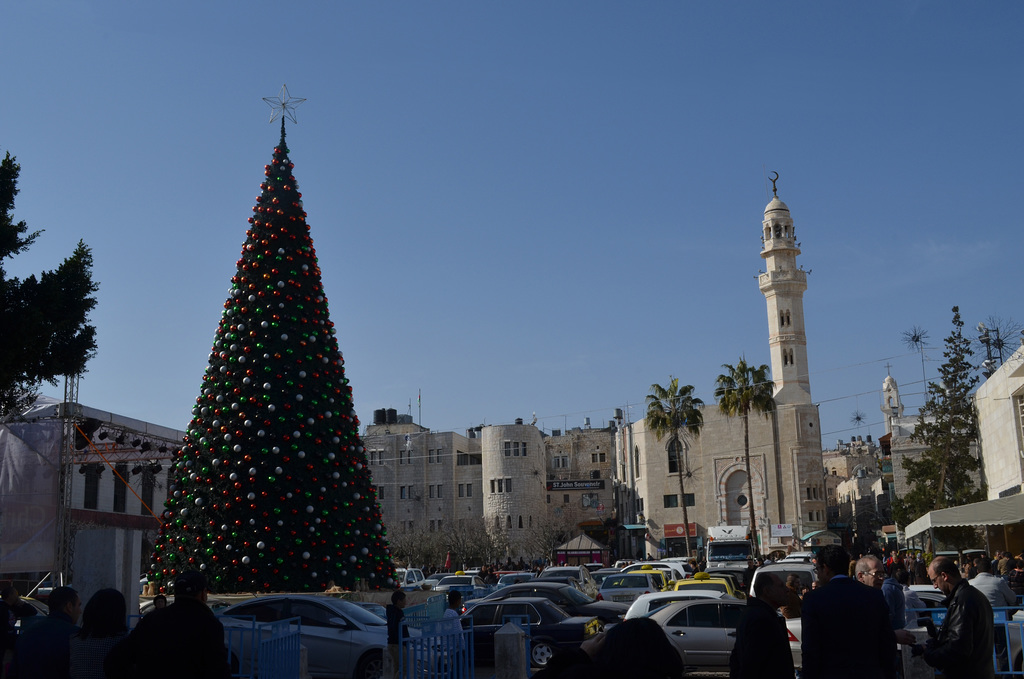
left=547, top=480, right=605, bottom=490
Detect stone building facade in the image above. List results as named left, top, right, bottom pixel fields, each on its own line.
left=975, top=344, right=1024, bottom=499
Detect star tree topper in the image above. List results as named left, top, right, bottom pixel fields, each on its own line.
left=263, top=84, right=306, bottom=124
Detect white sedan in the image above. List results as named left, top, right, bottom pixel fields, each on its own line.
left=624, top=590, right=734, bottom=619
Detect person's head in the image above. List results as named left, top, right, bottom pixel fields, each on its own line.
left=391, top=590, right=407, bottom=608
left=447, top=590, right=462, bottom=610
left=973, top=557, right=991, bottom=574
left=1009, top=558, right=1020, bottom=571
left=927, top=556, right=961, bottom=596
left=1, top=586, right=18, bottom=605
left=785, top=574, right=801, bottom=591
left=895, top=569, right=910, bottom=586
left=815, top=545, right=850, bottom=585
left=48, top=586, right=82, bottom=624
left=153, top=594, right=168, bottom=609
left=79, top=588, right=127, bottom=639
left=752, top=573, right=790, bottom=608
left=592, top=617, right=683, bottom=679
left=855, top=556, right=885, bottom=589
left=173, top=571, right=209, bottom=602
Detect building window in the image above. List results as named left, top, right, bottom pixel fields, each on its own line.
left=466, top=484, right=472, bottom=497
left=563, top=494, right=570, bottom=504
left=401, top=486, right=407, bottom=500
left=437, top=484, right=442, bottom=498
left=513, top=441, right=520, bottom=457
left=591, top=452, right=606, bottom=463
left=507, top=515, right=512, bottom=529
left=505, top=478, right=512, bottom=493
left=667, top=440, right=682, bottom=474
left=664, top=494, right=679, bottom=508
left=504, top=441, right=512, bottom=457
left=490, top=480, right=496, bottom=494
left=684, top=493, right=695, bottom=507
left=459, top=484, right=465, bottom=498
left=428, top=449, right=434, bottom=463
left=113, top=463, right=127, bottom=513
left=378, top=485, right=385, bottom=500
left=429, top=485, right=435, bottom=498
left=518, top=515, right=523, bottom=528
left=521, top=442, right=527, bottom=457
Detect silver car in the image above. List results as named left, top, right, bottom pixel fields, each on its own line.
left=217, top=594, right=388, bottom=679
left=624, top=590, right=733, bottom=620
left=648, top=599, right=745, bottom=673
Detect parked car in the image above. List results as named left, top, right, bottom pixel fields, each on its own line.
left=748, top=562, right=816, bottom=598
left=422, top=572, right=454, bottom=589
left=394, top=568, right=427, bottom=590
left=217, top=594, right=388, bottom=679
left=433, top=574, right=487, bottom=593
left=648, top=598, right=746, bottom=674
left=494, top=572, right=536, bottom=589
left=781, top=551, right=816, bottom=563
left=481, top=581, right=627, bottom=624
left=598, top=572, right=667, bottom=604
left=624, top=590, right=734, bottom=620
left=673, top=573, right=744, bottom=599
left=628, top=561, right=689, bottom=583
left=539, top=567, right=599, bottom=599
left=590, top=568, right=625, bottom=587
left=463, top=596, right=600, bottom=668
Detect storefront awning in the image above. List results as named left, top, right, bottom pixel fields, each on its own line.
left=622, top=524, right=646, bottom=530
left=904, top=494, right=1024, bottom=539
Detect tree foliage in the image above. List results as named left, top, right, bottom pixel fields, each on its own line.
left=714, top=358, right=775, bottom=550
left=893, top=307, right=984, bottom=544
left=0, top=150, right=98, bottom=418
left=645, top=377, right=704, bottom=557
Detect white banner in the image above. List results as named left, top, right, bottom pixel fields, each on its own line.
left=771, top=523, right=793, bottom=538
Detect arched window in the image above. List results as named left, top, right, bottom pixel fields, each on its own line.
left=518, top=515, right=523, bottom=529
left=529, top=515, right=532, bottom=528
left=494, top=515, right=500, bottom=530
left=667, top=439, right=682, bottom=474
left=507, top=515, right=512, bottom=529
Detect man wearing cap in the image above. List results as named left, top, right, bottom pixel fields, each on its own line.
left=105, top=571, right=231, bottom=679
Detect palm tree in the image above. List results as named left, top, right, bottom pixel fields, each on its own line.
left=714, top=359, right=775, bottom=555
left=646, top=377, right=704, bottom=558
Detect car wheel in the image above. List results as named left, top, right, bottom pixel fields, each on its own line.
left=354, top=650, right=384, bottom=679
left=531, top=641, right=555, bottom=668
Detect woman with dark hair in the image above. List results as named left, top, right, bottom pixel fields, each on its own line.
left=533, top=617, right=683, bottom=679
left=69, top=588, right=128, bottom=679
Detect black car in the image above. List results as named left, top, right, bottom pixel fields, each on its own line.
left=480, top=581, right=627, bottom=624
left=463, top=597, right=600, bottom=668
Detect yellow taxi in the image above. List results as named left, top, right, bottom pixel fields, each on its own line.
left=673, top=571, right=745, bottom=599
left=624, top=564, right=672, bottom=591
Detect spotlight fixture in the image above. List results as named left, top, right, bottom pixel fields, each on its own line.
left=115, top=434, right=126, bottom=444
left=131, top=465, right=144, bottom=476
left=140, top=442, right=152, bottom=453
left=132, top=438, right=142, bottom=447
left=98, top=432, right=109, bottom=441
left=158, top=445, right=168, bottom=453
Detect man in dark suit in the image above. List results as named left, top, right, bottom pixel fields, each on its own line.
left=801, top=544, right=896, bottom=679
left=729, top=572, right=794, bottom=678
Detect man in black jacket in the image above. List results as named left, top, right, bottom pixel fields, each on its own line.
left=801, top=544, right=896, bottom=679
left=913, top=555, right=994, bottom=679
left=1, top=586, right=37, bottom=678
left=729, top=572, right=794, bottom=678
left=10, top=586, right=80, bottom=679
left=105, top=571, right=231, bottom=679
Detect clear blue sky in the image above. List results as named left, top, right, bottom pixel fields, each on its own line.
left=4, top=2, right=1021, bottom=448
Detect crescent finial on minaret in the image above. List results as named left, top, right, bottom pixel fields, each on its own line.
left=769, top=171, right=779, bottom=197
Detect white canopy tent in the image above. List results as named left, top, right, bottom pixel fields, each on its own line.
left=904, top=494, right=1024, bottom=547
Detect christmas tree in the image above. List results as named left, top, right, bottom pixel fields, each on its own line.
left=149, top=102, right=393, bottom=593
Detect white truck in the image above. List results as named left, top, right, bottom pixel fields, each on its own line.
left=705, top=525, right=755, bottom=567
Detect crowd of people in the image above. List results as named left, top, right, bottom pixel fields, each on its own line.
left=0, top=571, right=230, bottom=679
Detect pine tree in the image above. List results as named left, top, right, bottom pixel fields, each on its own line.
left=893, top=306, right=984, bottom=546
left=0, top=150, right=98, bottom=418
left=149, top=123, right=394, bottom=593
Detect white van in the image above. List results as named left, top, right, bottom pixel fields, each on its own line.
left=393, top=567, right=426, bottom=590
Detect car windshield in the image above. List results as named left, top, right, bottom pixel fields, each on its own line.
left=332, top=600, right=387, bottom=626
left=438, top=576, right=472, bottom=586
left=708, top=544, right=752, bottom=561
left=560, top=587, right=595, bottom=604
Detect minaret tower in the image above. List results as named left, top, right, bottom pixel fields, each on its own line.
left=758, top=173, right=811, bottom=405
